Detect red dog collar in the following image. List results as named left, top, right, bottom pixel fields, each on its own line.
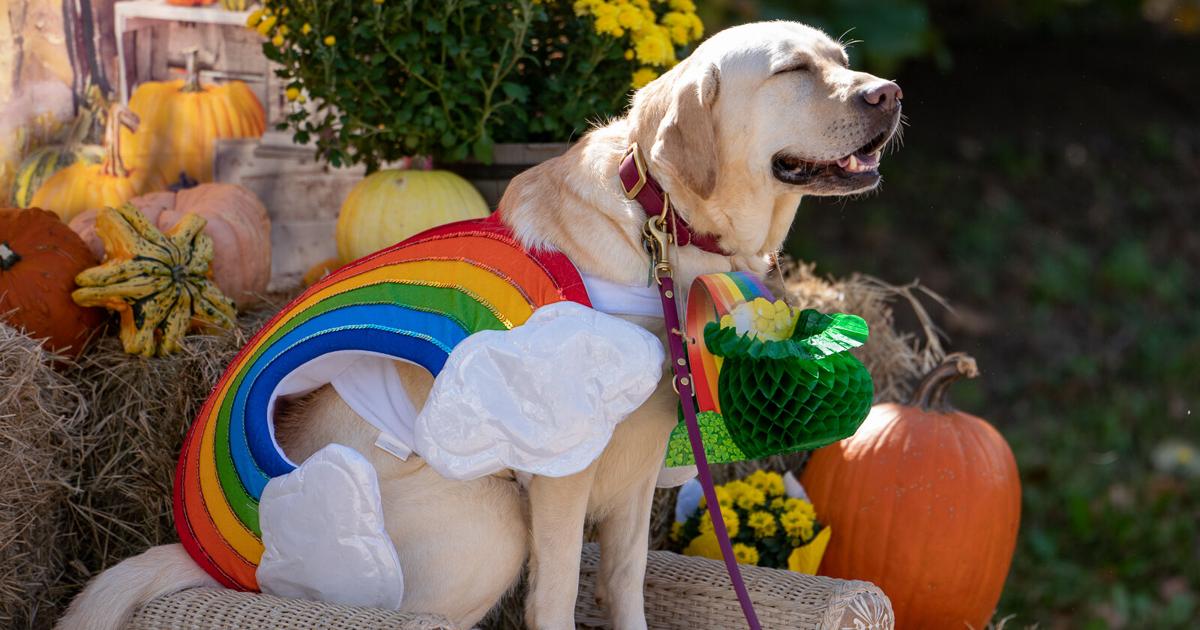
left=619, top=144, right=731, bottom=256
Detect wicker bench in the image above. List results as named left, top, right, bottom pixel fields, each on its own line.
left=128, top=544, right=892, bottom=629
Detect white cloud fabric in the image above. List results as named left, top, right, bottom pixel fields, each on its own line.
left=415, top=301, right=665, bottom=480
left=257, top=444, right=404, bottom=609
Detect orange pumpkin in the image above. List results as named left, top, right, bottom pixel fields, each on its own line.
left=30, top=105, right=163, bottom=222
left=124, top=50, right=265, bottom=183
left=68, top=183, right=271, bottom=308
left=0, top=207, right=104, bottom=357
left=800, top=353, right=1021, bottom=630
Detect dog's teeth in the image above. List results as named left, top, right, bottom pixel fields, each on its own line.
left=847, top=154, right=859, bottom=172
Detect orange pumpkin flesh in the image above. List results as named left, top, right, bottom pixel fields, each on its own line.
left=30, top=105, right=163, bottom=222
left=800, top=353, right=1021, bottom=629
left=124, top=51, right=265, bottom=183
left=0, top=207, right=105, bottom=357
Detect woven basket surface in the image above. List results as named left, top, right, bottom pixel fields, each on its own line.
left=576, top=544, right=893, bottom=629
left=130, top=544, right=891, bottom=629
left=127, top=587, right=456, bottom=630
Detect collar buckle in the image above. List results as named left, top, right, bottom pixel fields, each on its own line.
left=621, top=143, right=649, bottom=200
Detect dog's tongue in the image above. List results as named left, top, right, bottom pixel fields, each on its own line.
left=837, top=152, right=880, bottom=173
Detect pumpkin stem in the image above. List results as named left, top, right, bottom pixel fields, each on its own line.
left=0, top=242, right=21, bottom=270
left=100, top=104, right=139, bottom=178
left=908, top=352, right=979, bottom=411
left=182, top=48, right=203, bottom=93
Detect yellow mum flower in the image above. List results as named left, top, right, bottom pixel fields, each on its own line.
left=747, top=511, right=778, bottom=538
left=661, top=12, right=691, bottom=45
left=669, top=0, right=696, bottom=11
left=271, top=34, right=284, bottom=47
left=633, top=28, right=671, bottom=66
left=736, top=486, right=767, bottom=511
left=594, top=15, right=624, bottom=37
left=301, top=23, right=312, bottom=35
left=699, top=484, right=732, bottom=510
left=256, top=16, right=277, bottom=36
left=285, top=87, right=301, bottom=101
left=733, top=543, right=760, bottom=565
left=683, top=531, right=722, bottom=561
left=698, top=506, right=739, bottom=538
left=785, top=498, right=817, bottom=519
left=616, top=3, right=644, bottom=29
left=279, top=25, right=289, bottom=36
left=324, top=35, right=336, bottom=46
left=686, top=12, right=704, bottom=39
left=631, top=67, right=657, bottom=88
left=723, top=480, right=749, bottom=503
left=624, top=49, right=635, bottom=60
left=781, top=510, right=815, bottom=541
left=770, top=496, right=786, bottom=510
left=746, top=470, right=786, bottom=497
left=721, top=298, right=797, bottom=341
left=246, top=8, right=264, bottom=27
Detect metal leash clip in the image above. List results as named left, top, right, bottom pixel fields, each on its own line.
left=643, top=212, right=673, bottom=286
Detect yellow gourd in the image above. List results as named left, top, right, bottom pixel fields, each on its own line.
left=30, top=105, right=163, bottom=222
left=72, top=203, right=236, bottom=357
left=336, top=169, right=489, bottom=262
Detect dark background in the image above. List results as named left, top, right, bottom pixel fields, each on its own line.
left=702, top=1, right=1200, bottom=627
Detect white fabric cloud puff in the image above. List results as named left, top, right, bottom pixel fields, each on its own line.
left=257, top=444, right=404, bottom=609
left=415, top=301, right=665, bottom=480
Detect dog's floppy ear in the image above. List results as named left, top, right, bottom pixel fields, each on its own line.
left=651, top=62, right=721, bottom=200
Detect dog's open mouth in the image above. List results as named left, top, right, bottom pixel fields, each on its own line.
left=771, top=124, right=897, bottom=193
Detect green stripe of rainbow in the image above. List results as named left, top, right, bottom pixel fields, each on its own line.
left=173, top=216, right=589, bottom=591
left=685, top=272, right=775, bottom=414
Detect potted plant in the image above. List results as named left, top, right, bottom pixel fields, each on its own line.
left=254, top=0, right=705, bottom=215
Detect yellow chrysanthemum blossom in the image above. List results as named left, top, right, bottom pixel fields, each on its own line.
left=272, top=34, right=284, bottom=47
left=747, top=511, right=778, bottom=538
left=256, top=16, right=277, bottom=36
left=624, top=49, right=635, bottom=60
left=733, top=543, right=760, bottom=566
left=301, top=23, right=312, bottom=35
left=633, top=27, right=674, bottom=66
left=746, top=470, right=787, bottom=497
left=246, top=9, right=264, bottom=28
left=631, top=67, right=658, bottom=88
left=720, top=297, right=798, bottom=341
left=698, top=484, right=732, bottom=510
left=324, top=35, right=336, bottom=46
left=683, top=531, right=722, bottom=561
left=661, top=12, right=691, bottom=45
left=669, top=0, right=696, bottom=12
left=735, top=486, right=767, bottom=511
left=698, top=505, right=739, bottom=538
left=285, top=87, right=301, bottom=101
left=616, top=3, right=644, bottom=29
left=781, top=509, right=815, bottom=541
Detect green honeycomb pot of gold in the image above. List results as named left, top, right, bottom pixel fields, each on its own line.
left=665, top=299, right=873, bottom=466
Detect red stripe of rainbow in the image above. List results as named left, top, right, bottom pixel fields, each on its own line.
left=685, top=272, right=775, bottom=414
left=173, top=215, right=589, bottom=591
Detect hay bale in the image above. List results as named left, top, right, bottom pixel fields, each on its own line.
left=0, top=324, right=87, bottom=630
left=59, top=306, right=280, bottom=597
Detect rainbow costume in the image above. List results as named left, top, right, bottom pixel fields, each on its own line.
left=174, top=214, right=871, bottom=592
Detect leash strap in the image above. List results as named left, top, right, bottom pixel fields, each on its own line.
left=644, top=216, right=762, bottom=630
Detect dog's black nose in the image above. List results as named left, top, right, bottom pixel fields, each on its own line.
left=861, top=81, right=903, bottom=108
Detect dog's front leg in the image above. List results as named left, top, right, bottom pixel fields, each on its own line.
left=526, top=465, right=597, bottom=630
left=595, top=471, right=656, bottom=630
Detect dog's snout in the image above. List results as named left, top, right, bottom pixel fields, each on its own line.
left=861, top=81, right=903, bottom=108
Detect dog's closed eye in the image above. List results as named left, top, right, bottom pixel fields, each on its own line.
left=773, top=62, right=810, bottom=75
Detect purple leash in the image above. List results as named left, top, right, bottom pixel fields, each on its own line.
left=646, top=220, right=763, bottom=630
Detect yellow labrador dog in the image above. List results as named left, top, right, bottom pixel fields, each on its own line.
left=58, top=21, right=901, bottom=630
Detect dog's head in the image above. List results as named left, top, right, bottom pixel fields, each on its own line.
left=629, top=21, right=903, bottom=259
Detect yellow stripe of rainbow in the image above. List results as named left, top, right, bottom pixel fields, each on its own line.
left=173, top=217, right=589, bottom=590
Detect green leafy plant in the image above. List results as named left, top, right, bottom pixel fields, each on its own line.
left=252, top=0, right=705, bottom=168
left=255, top=0, right=538, bottom=169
